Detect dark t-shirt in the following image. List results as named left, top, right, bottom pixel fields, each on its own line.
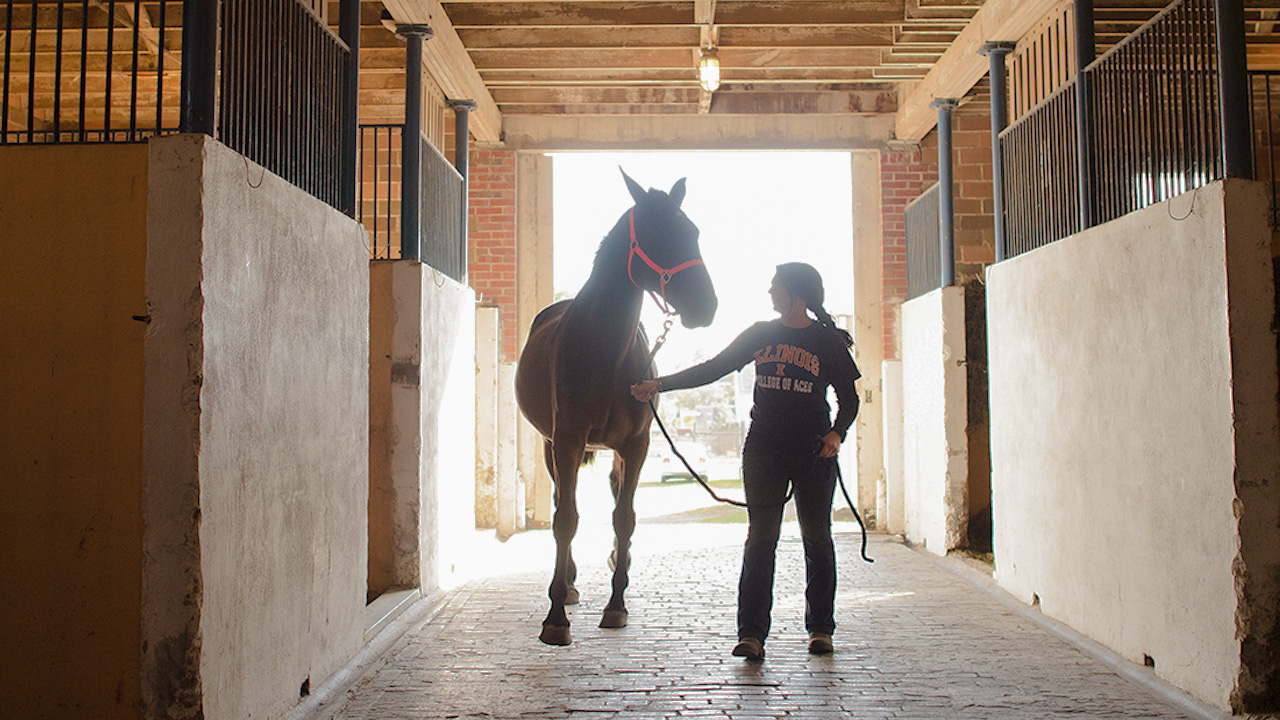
left=658, top=320, right=862, bottom=449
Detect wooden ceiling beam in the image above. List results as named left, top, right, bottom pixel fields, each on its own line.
left=443, top=1, right=692, bottom=27
left=499, top=113, right=898, bottom=151
left=477, top=67, right=891, bottom=84
left=457, top=26, right=701, bottom=49
left=379, top=0, right=502, bottom=141
left=490, top=84, right=898, bottom=111
left=897, top=0, right=1064, bottom=140
left=457, top=25, right=906, bottom=49
left=468, top=47, right=886, bottom=69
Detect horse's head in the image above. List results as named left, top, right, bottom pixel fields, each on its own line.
left=619, top=169, right=718, bottom=329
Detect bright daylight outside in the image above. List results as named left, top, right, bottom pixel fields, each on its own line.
left=550, top=151, right=858, bottom=529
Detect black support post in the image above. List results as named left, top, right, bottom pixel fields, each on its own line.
left=1074, top=0, right=1096, bottom=229
left=397, top=24, right=433, bottom=262
left=1215, top=0, right=1252, bottom=179
left=933, top=98, right=959, bottom=287
left=179, top=0, right=219, bottom=135
left=338, top=0, right=360, bottom=216
left=981, top=42, right=1016, bottom=262
left=448, top=98, right=477, bottom=282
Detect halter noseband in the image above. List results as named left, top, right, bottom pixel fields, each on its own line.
left=626, top=208, right=705, bottom=315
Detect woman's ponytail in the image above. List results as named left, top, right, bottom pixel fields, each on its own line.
left=774, top=262, right=854, bottom=349
left=810, top=304, right=854, bottom=348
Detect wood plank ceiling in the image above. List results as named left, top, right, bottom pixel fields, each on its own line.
left=419, top=0, right=1280, bottom=119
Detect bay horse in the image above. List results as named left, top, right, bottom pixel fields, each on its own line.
left=515, top=170, right=718, bottom=646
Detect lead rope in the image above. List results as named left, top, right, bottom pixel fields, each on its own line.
left=641, top=318, right=873, bottom=563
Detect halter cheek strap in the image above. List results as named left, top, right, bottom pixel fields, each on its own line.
left=626, top=208, right=705, bottom=315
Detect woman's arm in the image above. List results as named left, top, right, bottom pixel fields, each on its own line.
left=630, top=324, right=761, bottom=402
left=829, top=349, right=862, bottom=441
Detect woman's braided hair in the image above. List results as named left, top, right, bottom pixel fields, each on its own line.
left=775, top=262, right=854, bottom=349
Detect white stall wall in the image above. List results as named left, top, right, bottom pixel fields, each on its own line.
left=145, top=135, right=369, bottom=720
left=879, top=359, right=905, bottom=535
left=390, top=263, right=477, bottom=593
left=900, top=286, right=968, bottom=554
left=986, top=179, right=1279, bottom=710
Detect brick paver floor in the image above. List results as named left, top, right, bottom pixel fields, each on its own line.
left=316, top=520, right=1214, bottom=720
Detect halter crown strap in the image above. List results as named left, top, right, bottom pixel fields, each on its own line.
left=626, top=208, right=705, bottom=315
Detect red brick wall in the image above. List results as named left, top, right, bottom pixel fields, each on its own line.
left=880, top=97, right=996, bottom=360
left=952, top=101, right=996, bottom=281
left=880, top=145, right=938, bottom=360
left=467, top=146, right=520, bottom=361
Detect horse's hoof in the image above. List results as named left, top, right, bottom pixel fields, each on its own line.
left=540, top=624, right=572, bottom=646
left=564, top=587, right=580, bottom=605
left=599, top=609, right=628, bottom=629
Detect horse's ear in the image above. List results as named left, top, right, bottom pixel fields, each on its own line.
left=669, top=178, right=687, bottom=208
left=620, top=167, right=647, bottom=205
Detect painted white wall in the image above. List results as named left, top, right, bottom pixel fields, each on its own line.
left=390, top=263, right=477, bottom=593
left=496, top=363, right=523, bottom=539
left=851, top=151, right=886, bottom=527
left=144, top=135, right=369, bottom=720
left=879, top=359, right=905, bottom=535
left=900, top=286, right=968, bottom=554
left=986, top=179, right=1279, bottom=710
left=475, top=306, right=501, bottom=529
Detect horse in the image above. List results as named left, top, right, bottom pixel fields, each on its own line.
left=514, top=170, right=718, bottom=646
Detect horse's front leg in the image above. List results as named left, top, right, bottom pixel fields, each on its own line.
left=541, top=437, right=584, bottom=646
left=601, top=438, right=644, bottom=629
left=542, top=439, right=579, bottom=606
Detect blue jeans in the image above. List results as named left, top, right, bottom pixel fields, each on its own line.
left=738, top=442, right=838, bottom=642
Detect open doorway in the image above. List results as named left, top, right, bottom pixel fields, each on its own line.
left=550, top=152, right=857, bottom=525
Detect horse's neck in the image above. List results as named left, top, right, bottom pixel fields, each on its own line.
left=567, top=242, right=644, bottom=351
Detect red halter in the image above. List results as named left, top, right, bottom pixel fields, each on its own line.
left=626, top=208, right=705, bottom=315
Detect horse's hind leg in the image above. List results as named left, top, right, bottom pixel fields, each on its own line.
left=601, top=438, right=644, bottom=629
left=541, top=435, right=584, bottom=646
left=543, top=439, right=578, bottom=605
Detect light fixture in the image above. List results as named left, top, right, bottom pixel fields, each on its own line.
left=698, top=47, right=721, bottom=92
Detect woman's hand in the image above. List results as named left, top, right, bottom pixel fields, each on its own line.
left=818, top=431, right=842, bottom=458
left=631, top=379, right=661, bottom=402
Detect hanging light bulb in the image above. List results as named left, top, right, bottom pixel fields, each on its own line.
left=698, top=47, right=721, bottom=93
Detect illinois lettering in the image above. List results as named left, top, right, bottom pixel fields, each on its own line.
left=753, top=344, right=820, bottom=376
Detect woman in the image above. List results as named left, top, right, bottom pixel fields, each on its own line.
left=631, top=262, right=860, bottom=660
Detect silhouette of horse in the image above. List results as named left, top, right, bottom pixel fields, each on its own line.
left=515, top=170, right=718, bottom=646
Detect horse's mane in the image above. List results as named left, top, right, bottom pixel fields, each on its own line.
left=590, top=189, right=671, bottom=274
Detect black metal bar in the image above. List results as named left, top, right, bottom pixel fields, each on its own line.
left=158, top=0, right=167, bottom=133
left=1215, top=0, right=1250, bottom=178
left=54, top=0, right=65, bottom=139
left=27, top=0, right=35, bottom=143
left=449, top=98, right=476, bottom=279
left=130, top=0, right=140, bottom=140
left=80, top=0, right=87, bottom=140
left=1074, top=0, right=1096, bottom=229
left=398, top=24, right=432, bottom=262
left=180, top=0, right=218, bottom=135
left=105, top=0, right=115, bottom=135
left=933, top=98, right=958, bottom=287
left=981, top=42, right=1015, bottom=262
left=3, top=1, right=12, bottom=143
left=339, top=0, right=360, bottom=215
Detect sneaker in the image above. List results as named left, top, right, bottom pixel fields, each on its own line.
left=732, top=637, right=765, bottom=661
left=808, top=632, right=833, bottom=655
